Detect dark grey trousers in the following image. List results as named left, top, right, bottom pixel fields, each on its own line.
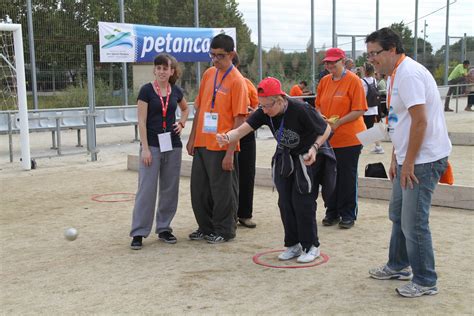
left=130, top=146, right=182, bottom=237
left=190, top=147, right=238, bottom=240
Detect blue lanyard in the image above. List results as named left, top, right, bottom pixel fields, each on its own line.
left=211, top=65, right=233, bottom=111
left=332, top=69, right=347, bottom=81
left=270, top=116, right=285, bottom=145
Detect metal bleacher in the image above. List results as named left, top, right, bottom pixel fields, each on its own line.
left=0, top=103, right=196, bottom=161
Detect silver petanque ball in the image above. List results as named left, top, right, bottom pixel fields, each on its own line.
left=64, top=227, right=78, bottom=241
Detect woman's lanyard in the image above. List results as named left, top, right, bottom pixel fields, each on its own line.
left=387, top=54, right=406, bottom=110
left=154, top=81, right=171, bottom=132
left=270, top=116, right=285, bottom=145
left=211, top=65, right=233, bottom=111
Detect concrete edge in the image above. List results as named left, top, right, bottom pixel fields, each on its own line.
left=127, top=155, right=474, bottom=211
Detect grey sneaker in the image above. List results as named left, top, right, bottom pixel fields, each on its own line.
left=369, top=265, right=413, bottom=280
left=396, top=281, right=438, bottom=298
left=278, top=243, right=303, bottom=260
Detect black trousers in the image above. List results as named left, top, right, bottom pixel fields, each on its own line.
left=237, top=132, right=256, bottom=219
left=190, top=148, right=239, bottom=240
left=273, top=155, right=325, bottom=252
left=444, top=77, right=465, bottom=109
left=325, top=145, right=362, bottom=221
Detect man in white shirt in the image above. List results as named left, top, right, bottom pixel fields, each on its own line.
left=365, top=28, right=452, bottom=298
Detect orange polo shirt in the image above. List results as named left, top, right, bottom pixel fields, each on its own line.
left=316, top=71, right=368, bottom=148
left=194, top=66, right=248, bottom=151
left=290, top=84, right=303, bottom=96
left=245, top=78, right=259, bottom=109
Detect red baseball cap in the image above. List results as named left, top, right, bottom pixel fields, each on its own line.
left=257, top=77, right=286, bottom=97
left=322, top=48, right=346, bottom=62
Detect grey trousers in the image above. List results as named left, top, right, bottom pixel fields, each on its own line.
left=190, top=147, right=238, bottom=240
left=130, top=146, right=182, bottom=237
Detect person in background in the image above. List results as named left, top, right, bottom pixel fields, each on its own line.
left=216, top=77, right=334, bottom=263
left=290, top=80, right=310, bottom=97
left=376, top=72, right=388, bottom=118
left=361, top=63, right=384, bottom=154
left=465, top=68, right=474, bottom=111
left=232, top=53, right=259, bottom=228
left=130, top=53, right=189, bottom=250
left=366, top=27, right=451, bottom=298
left=315, top=48, right=368, bottom=229
left=345, top=58, right=355, bottom=72
left=186, top=34, right=248, bottom=244
left=444, top=60, right=470, bottom=112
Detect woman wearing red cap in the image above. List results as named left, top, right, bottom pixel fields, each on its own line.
left=316, top=48, right=368, bottom=229
left=216, top=77, right=335, bottom=263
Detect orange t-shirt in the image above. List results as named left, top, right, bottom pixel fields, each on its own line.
left=194, top=66, right=248, bottom=151
left=290, top=84, right=303, bottom=96
left=316, top=71, right=368, bottom=148
left=245, top=78, right=259, bottom=109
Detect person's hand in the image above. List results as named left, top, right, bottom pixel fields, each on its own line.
left=141, top=148, right=152, bottom=166
left=400, top=161, right=419, bottom=189
left=328, top=120, right=340, bottom=131
left=186, top=139, right=195, bottom=156
left=388, top=159, right=397, bottom=181
left=222, top=152, right=234, bottom=171
left=216, top=133, right=229, bottom=147
left=173, top=122, right=184, bottom=136
left=303, top=146, right=317, bottom=166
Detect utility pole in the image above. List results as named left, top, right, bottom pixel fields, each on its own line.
left=422, top=20, right=428, bottom=63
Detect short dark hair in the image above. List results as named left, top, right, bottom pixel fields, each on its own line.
left=365, top=27, right=405, bottom=54
left=153, top=53, right=180, bottom=85
left=210, top=34, right=234, bottom=52
left=463, top=60, right=470, bottom=65
left=300, top=80, right=308, bottom=86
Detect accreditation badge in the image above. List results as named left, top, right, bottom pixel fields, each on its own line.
left=158, top=132, right=173, bottom=152
left=203, top=112, right=218, bottom=134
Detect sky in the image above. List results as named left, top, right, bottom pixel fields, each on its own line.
left=236, top=0, right=473, bottom=53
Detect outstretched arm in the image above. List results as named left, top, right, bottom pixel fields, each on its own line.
left=216, top=122, right=254, bottom=148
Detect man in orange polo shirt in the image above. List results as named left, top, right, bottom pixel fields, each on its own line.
left=290, top=81, right=311, bottom=100
left=186, top=34, right=248, bottom=243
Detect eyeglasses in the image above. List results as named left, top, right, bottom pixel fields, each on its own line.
left=367, top=49, right=385, bottom=58
left=209, top=52, right=229, bottom=60
left=259, top=100, right=276, bottom=110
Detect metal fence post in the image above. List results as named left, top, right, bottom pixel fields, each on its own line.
left=86, top=45, right=97, bottom=162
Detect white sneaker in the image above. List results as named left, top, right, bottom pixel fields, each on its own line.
left=371, top=145, right=385, bottom=154
left=297, top=246, right=320, bottom=263
left=278, top=244, right=302, bottom=260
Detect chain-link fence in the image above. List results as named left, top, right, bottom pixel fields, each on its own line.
left=1, top=0, right=472, bottom=111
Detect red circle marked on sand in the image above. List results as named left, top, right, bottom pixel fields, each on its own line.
left=91, top=193, right=136, bottom=203
left=253, top=249, right=329, bottom=269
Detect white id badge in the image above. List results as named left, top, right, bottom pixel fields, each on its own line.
left=158, top=132, right=173, bottom=152
left=203, top=112, right=218, bottom=134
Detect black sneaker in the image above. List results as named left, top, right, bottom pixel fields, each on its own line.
left=130, top=236, right=143, bottom=250
left=339, top=219, right=355, bottom=229
left=158, top=231, right=177, bottom=244
left=189, top=229, right=205, bottom=240
left=206, top=234, right=228, bottom=244
left=322, top=216, right=340, bottom=226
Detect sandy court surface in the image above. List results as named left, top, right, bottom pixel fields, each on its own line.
left=0, top=106, right=473, bottom=314
left=1, top=130, right=474, bottom=314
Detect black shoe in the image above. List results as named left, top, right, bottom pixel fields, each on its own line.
left=130, top=236, right=143, bottom=250
left=322, top=217, right=340, bottom=226
left=238, top=218, right=257, bottom=228
left=339, top=219, right=355, bottom=229
left=158, top=231, right=177, bottom=244
left=444, top=108, right=454, bottom=112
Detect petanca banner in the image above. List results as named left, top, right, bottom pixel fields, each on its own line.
left=98, top=22, right=236, bottom=63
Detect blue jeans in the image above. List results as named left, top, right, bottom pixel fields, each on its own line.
left=387, top=157, right=448, bottom=287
